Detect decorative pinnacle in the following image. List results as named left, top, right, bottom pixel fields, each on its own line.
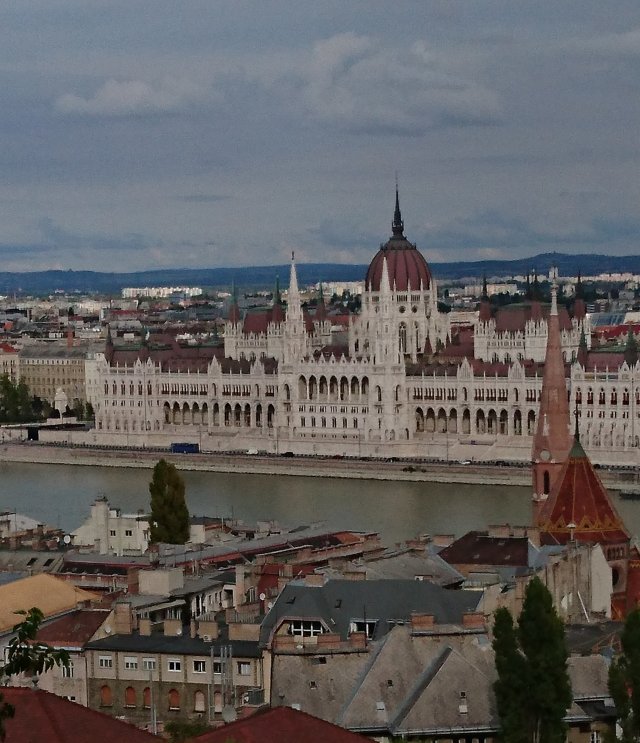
left=392, top=183, right=404, bottom=237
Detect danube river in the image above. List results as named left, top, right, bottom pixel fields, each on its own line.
left=2, top=461, right=640, bottom=544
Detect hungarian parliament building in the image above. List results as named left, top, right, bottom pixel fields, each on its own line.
left=86, top=194, right=640, bottom=465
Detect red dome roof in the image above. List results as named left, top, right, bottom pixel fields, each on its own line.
left=364, top=190, right=432, bottom=292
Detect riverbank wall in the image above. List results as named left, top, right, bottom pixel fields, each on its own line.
left=1, top=442, right=637, bottom=491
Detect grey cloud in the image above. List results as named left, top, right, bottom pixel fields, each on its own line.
left=297, top=34, right=503, bottom=135
left=37, top=217, right=158, bottom=253
left=421, top=211, right=640, bottom=257
left=178, top=194, right=230, bottom=203
left=55, top=77, right=213, bottom=117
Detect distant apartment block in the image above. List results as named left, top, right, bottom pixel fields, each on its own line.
left=121, top=287, right=203, bottom=299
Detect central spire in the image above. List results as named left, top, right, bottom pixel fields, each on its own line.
left=392, top=184, right=404, bottom=237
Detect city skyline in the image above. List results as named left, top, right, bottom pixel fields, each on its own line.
left=2, top=2, right=640, bottom=272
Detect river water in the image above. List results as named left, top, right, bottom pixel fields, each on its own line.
left=1, top=462, right=639, bottom=545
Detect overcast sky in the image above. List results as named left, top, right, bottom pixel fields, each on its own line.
left=2, top=1, right=640, bottom=272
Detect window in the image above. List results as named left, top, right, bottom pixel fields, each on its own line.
left=168, top=659, right=181, bottom=672
left=62, top=663, right=74, bottom=678
left=194, top=690, right=206, bottom=713
left=193, top=660, right=206, bottom=673
left=109, top=530, right=116, bottom=537
left=590, top=732, right=602, bottom=743
left=213, top=661, right=222, bottom=674
left=143, top=687, right=151, bottom=709
left=349, top=620, right=377, bottom=639
left=125, top=529, right=133, bottom=537
left=100, top=685, right=112, bottom=707
left=124, top=656, right=138, bottom=670
left=168, top=689, right=180, bottom=710
left=142, top=658, right=156, bottom=671
left=99, top=656, right=113, bottom=669
left=288, top=620, right=324, bottom=638
left=237, top=662, right=251, bottom=676
left=124, top=686, right=137, bottom=707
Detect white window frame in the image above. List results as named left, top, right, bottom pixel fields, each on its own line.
left=167, top=658, right=181, bottom=672
left=124, top=656, right=138, bottom=670
left=142, top=658, right=156, bottom=671
left=62, top=662, right=74, bottom=678
left=193, top=660, right=206, bottom=674
left=237, top=661, right=251, bottom=676
left=98, top=655, right=113, bottom=669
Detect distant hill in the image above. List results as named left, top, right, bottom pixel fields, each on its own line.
left=0, top=252, right=637, bottom=294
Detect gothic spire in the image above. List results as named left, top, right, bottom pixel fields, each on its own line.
left=392, top=183, right=404, bottom=237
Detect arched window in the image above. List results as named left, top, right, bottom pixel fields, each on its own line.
left=168, top=689, right=180, bottom=710
left=143, top=687, right=151, bottom=709
left=100, top=685, right=112, bottom=707
left=194, top=690, right=206, bottom=713
left=543, top=470, right=550, bottom=495
left=124, top=686, right=136, bottom=707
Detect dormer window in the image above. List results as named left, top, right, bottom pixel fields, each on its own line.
left=349, top=620, right=377, bottom=639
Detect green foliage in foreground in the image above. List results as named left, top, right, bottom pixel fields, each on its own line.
left=0, top=607, right=71, bottom=741
left=493, top=577, right=572, bottom=743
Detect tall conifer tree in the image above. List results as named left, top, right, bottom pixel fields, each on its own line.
left=493, top=577, right=571, bottom=743
left=149, top=459, right=190, bottom=544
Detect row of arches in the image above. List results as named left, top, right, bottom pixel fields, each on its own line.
left=100, top=685, right=207, bottom=712
left=574, top=387, right=639, bottom=406
left=297, top=375, right=370, bottom=402
left=415, top=407, right=536, bottom=436
left=162, top=401, right=277, bottom=429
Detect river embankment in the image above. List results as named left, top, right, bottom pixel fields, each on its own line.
left=0, top=441, right=637, bottom=491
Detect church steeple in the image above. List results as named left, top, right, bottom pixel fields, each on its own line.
left=392, top=184, right=404, bottom=238
left=532, top=277, right=573, bottom=520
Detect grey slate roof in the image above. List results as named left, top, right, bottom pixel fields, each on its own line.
left=260, top=579, right=481, bottom=646
left=86, top=632, right=261, bottom=658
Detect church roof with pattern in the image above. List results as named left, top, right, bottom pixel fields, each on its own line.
left=538, top=436, right=630, bottom=546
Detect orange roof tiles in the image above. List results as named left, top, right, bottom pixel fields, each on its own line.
left=192, top=706, right=373, bottom=743
left=539, top=437, right=630, bottom=546
left=3, top=688, right=160, bottom=742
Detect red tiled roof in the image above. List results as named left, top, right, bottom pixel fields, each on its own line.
left=35, top=609, right=109, bottom=648
left=365, top=241, right=432, bottom=292
left=2, top=688, right=159, bottom=742
left=539, top=437, right=630, bottom=546
left=0, top=343, right=17, bottom=353
left=192, top=706, right=372, bottom=743
left=493, top=303, right=574, bottom=332
left=439, top=531, right=530, bottom=567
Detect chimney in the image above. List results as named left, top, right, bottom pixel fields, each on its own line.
left=462, top=612, right=486, bottom=630
left=163, top=619, right=182, bottom=636
left=66, top=327, right=73, bottom=349
left=410, top=613, right=435, bottom=631
left=113, top=602, right=133, bottom=635
left=190, top=618, right=197, bottom=639
left=139, top=618, right=152, bottom=636
left=432, top=534, right=455, bottom=548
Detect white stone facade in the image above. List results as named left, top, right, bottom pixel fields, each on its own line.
left=84, top=256, right=640, bottom=466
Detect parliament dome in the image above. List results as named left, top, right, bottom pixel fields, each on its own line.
left=365, top=190, right=432, bottom=292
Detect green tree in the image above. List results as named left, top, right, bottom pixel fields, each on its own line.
left=0, top=608, right=70, bottom=741
left=492, top=577, right=572, bottom=743
left=165, top=717, right=211, bottom=742
left=149, top=459, right=190, bottom=544
left=608, top=609, right=640, bottom=743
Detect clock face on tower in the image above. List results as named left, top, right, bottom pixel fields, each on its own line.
left=540, top=449, right=551, bottom=462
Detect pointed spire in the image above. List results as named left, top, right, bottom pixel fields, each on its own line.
left=392, top=182, right=404, bottom=237
left=380, top=255, right=392, bottom=296
left=482, top=273, right=488, bottom=300
left=228, top=280, right=240, bottom=324
left=577, top=327, right=588, bottom=367
left=525, top=271, right=531, bottom=300
left=550, top=275, right=558, bottom=316
left=315, top=282, right=327, bottom=321
left=532, top=268, right=573, bottom=515
left=274, top=275, right=281, bottom=306
left=288, top=251, right=299, bottom=299
left=575, top=271, right=584, bottom=300
left=573, top=404, right=580, bottom=443
left=624, top=326, right=639, bottom=367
